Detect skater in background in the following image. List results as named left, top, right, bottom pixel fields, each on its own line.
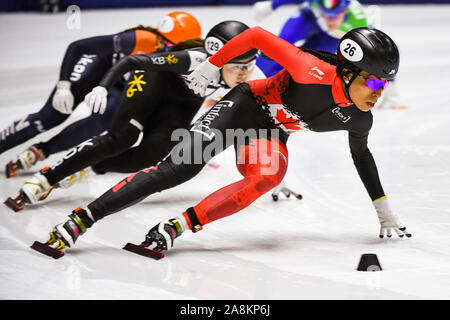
left=1, top=11, right=202, bottom=177
left=32, top=26, right=410, bottom=257
left=252, top=0, right=405, bottom=109
left=6, top=21, right=264, bottom=212
left=253, top=0, right=368, bottom=77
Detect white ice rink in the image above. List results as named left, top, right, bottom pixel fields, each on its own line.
left=1, top=4, right=450, bottom=300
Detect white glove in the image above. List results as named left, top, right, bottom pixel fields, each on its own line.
left=252, top=1, right=273, bottom=22
left=187, top=58, right=221, bottom=97
left=373, top=197, right=411, bottom=238
left=84, top=86, right=108, bottom=114
left=52, top=80, right=74, bottom=114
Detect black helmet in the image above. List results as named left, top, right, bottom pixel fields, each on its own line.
left=204, top=20, right=258, bottom=61
left=337, top=27, right=399, bottom=79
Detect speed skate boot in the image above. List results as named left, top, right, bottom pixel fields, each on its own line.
left=31, top=207, right=95, bottom=259
left=4, top=167, right=94, bottom=212
left=5, top=145, right=45, bottom=178
left=123, top=218, right=185, bottom=260
left=4, top=167, right=54, bottom=212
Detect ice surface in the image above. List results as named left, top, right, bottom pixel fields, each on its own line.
left=1, top=4, right=450, bottom=300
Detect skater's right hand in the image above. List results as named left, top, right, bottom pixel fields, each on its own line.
left=52, top=81, right=74, bottom=114
left=187, top=58, right=221, bottom=97
left=252, top=1, right=273, bottom=22
left=85, top=86, right=108, bottom=114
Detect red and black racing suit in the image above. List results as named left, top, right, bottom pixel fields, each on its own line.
left=86, top=27, right=385, bottom=232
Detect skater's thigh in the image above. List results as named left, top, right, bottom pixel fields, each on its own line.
left=169, top=84, right=265, bottom=165
left=93, top=118, right=184, bottom=173
left=191, top=83, right=270, bottom=140
left=29, top=92, right=71, bottom=129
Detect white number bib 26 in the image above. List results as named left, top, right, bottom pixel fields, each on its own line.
left=339, top=39, right=363, bottom=62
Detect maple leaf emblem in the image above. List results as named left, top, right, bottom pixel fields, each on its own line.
left=275, top=108, right=301, bottom=131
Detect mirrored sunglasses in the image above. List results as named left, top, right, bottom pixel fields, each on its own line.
left=358, top=74, right=392, bottom=91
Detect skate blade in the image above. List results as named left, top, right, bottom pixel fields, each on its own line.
left=31, top=241, right=64, bottom=259
left=123, top=243, right=164, bottom=260
left=4, top=197, right=24, bottom=212
left=5, top=161, right=19, bottom=178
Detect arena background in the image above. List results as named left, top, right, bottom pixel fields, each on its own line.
left=1, top=0, right=450, bottom=11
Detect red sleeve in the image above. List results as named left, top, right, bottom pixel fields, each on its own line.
left=209, top=26, right=307, bottom=82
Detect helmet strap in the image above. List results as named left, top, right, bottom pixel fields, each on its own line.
left=219, top=69, right=230, bottom=89
left=341, top=68, right=359, bottom=103
left=155, top=34, right=170, bottom=50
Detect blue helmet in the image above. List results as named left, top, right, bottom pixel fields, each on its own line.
left=316, top=0, right=351, bottom=18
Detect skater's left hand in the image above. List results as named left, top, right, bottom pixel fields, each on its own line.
left=373, top=197, right=411, bottom=238
left=187, top=58, right=221, bottom=97
left=85, top=86, right=108, bottom=114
